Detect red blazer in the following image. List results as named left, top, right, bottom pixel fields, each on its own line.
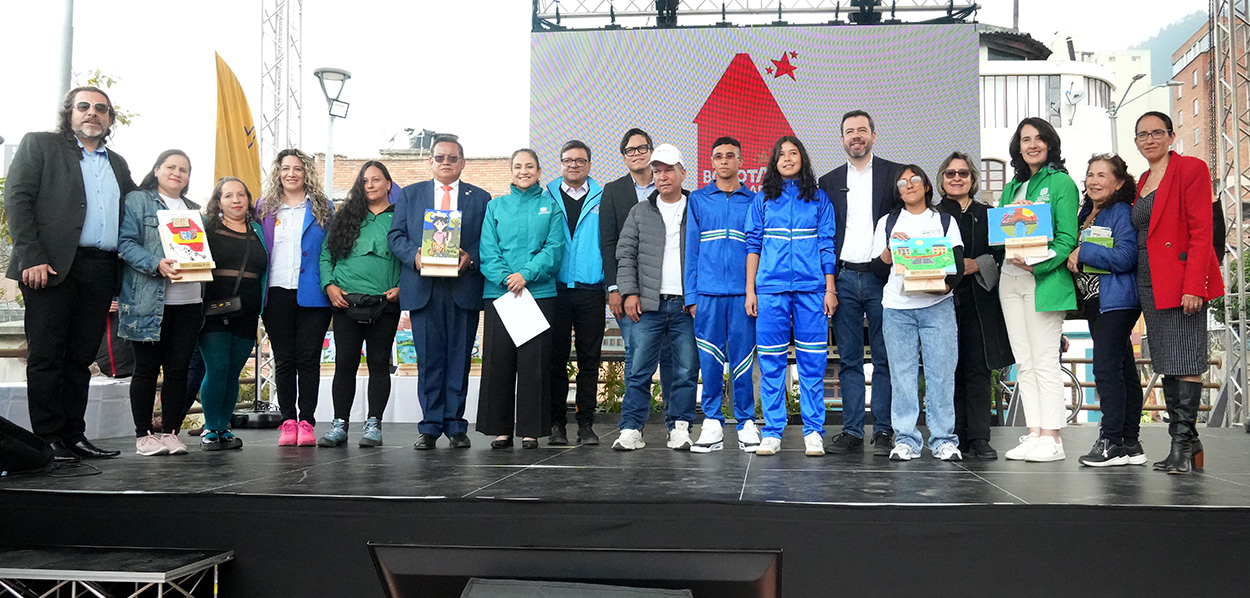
left=1136, top=152, right=1224, bottom=309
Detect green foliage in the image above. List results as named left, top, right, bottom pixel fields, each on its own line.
left=1211, top=249, right=1250, bottom=324
left=596, top=361, right=625, bottom=413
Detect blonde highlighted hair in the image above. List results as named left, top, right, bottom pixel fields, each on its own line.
left=256, top=148, right=332, bottom=226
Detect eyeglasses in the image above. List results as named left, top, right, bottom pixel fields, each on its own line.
left=1134, top=129, right=1170, bottom=141
left=432, top=155, right=461, bottom=164
left=75, top=101, right=110, bottom=115
left=942, top=169, right=970, bottom=180
left=622, top=145, right=652, bottom=157
left=561, top=158, right=589, bottom=166
left=895, top=175, right=924, bottom=189
left=711, top=152, right=739, bottom=161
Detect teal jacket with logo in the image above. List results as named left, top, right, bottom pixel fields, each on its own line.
left=480, top=184, right=566, bottom=300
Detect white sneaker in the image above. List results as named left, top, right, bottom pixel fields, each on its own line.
left=160, top=433, right=188, bottom=455
left=804, top=432, right=825, bottom=456
left=889, top=444, right=917, bottom=461
left=1024, top=436, right=1065, bottom=462
left=737, top=420, right=761, bottom=452
left=667, top=421, right=692, bottom=450
left=1004, top=434, right=1039, bottom=461
left=612, top=428, right=646, bottom=451
left=755, top=436, right=781, bottom=455
left=135, top=433, right=169, bottom=456
left=690, top=419, right=724, bottom=453
left=932, top=443, right=963, bottom=461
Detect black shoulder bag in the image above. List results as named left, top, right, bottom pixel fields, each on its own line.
left=204, top=227, right=253, bottom=317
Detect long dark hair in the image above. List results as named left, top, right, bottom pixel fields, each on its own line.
left=204, top=177, right=255, bottom=232
left=761, top=136, right=818, bottom=202
left=889, top=164, right=935, bottom=213
left=138, top=149, right=191, bottom=199
left=1008, top=117, right=1066, bottom=183
left=57, top=85, right=115, bottom=146
left=1080, top=153, right=1137, bottom=213
left=325, top=161, right=393, bottom=260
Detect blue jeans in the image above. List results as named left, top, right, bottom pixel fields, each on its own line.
left=617, top=311, right=673, bottom=406
left=832, top=270, right=892, bottom=438
left=882, top=298, right=958, bottom=454
left=620, top=298, right=699, bottom=431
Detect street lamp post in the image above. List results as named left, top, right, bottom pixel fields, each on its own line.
left=313, top=68, right=351, bottom=200
left=1108, top=74, right=1182, bottom=154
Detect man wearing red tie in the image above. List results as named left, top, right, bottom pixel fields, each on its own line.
left=389, top=136, right=490, bottom=450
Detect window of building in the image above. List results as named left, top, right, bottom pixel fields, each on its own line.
left=1194, top=69, right=1200, bottom=87
left=1196, top=128, right=1201, bottom=146
left=1176, top=138, right=1185, bottom=154
left=1178, top=110, right=1184, bottom=127
left=1195, top=99, right=1200, bottom=116
left=981, top=159, right=1007, bottom=203
left=979, top=75, right=1063, bottom=129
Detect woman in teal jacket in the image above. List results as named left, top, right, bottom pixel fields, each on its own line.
left=477, top=149, right=566, bottom=449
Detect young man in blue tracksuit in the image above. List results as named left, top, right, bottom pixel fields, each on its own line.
left=684, top=137, right=760, bottom=453
left=545, top=140, right=606, bottom=447
left=745, top=136, right=837, bottom=457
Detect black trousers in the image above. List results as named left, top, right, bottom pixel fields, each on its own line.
left=262, top=288, right=331, bottom=424
left=1088, top=300, right=1144, bottom=443
left=129, top=303, right=204, bottom=437
left=478, top=298, right=556, bottom=438
left=331, top=309, right=400, bottom=421
left=953, top=298, right=993, bottom=443
left=21, top=248, right=118, bottom=443
left=548, top=287, right=604, bottom=426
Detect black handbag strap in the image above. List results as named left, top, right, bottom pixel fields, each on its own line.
left=227, top=226, right=253, bottom=296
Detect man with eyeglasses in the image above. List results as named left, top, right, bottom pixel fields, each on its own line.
left=389, top=135, right=490, bottom=450
left=5, top=86, right=136, bottom=462
left=817, top=109, right=902, bottom=457
left=683, top=137, right=761, bottom=452
left=544, top=140, right=606, bottom=446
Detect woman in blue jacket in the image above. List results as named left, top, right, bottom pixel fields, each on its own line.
left=118, top=150, right=203, bottom=457
left=1068, top=154, right=1144, bottom=467
left=744, top=136, right=837, bottom=457
left=256, top=148, right=334, bottom=447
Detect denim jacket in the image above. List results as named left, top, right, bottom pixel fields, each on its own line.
left=118, top=189, right=202, bottom=341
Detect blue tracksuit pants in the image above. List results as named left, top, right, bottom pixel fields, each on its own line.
left=694, top=294, right=756, bottom=429
left=756, top=291, right=827, bottom=438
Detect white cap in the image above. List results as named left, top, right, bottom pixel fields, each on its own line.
left=650, top=143, right=684, bottom=167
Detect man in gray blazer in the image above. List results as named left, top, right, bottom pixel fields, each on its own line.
left=5, top=86, right=136, bottom=461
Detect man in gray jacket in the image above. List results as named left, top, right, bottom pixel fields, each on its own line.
left=613, top=144, right=699, bottom=451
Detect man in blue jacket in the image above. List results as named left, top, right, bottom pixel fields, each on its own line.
left=389, top=135, right=489, bottom=450
left=545, top=140, right=605, bottom=446
left=684, top=137, right=759, bottom=453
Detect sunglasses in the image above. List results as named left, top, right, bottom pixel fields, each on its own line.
left=895, top=175, right=924, bottom=189
left=432, top=155, right=461, bottom=164
left=75, top=101, right=110, bottom=115
left=942, top=169, right=971, bottom=179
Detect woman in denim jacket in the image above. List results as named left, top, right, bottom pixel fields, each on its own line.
left=118, top=149, right=204, bottom=457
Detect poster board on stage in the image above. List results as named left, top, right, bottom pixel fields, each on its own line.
left=420, top=209, right=461, bottom=277
left=988, top=204, right=1053, bottom=259
left=890, top=237, right=955, bottom=292
left=156, top=210, right=215, bottom=282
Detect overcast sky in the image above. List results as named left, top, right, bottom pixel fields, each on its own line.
left=0, top=0, right=1210, bottom=199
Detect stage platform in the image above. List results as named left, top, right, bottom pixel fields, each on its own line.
left=2, top=423, right=1249, bottom=596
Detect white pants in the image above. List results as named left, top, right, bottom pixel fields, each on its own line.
left=999, top=271, right=1067, bottom=430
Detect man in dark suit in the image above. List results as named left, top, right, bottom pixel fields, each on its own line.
left=5, top=86, right=136, bottom=462
left=817, top=110, right=901, bottom=457
left=388, top=135, right=489, bottom=450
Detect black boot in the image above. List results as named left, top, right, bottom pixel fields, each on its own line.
left=1165, top=380, right=1204, bottom=474
left=1153, top=377, right=1179, bottom=470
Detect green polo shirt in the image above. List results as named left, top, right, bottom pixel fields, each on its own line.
left=319, top=205, right=401, bottom=296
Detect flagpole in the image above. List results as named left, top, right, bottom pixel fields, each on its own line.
left=57, top=0, right=74, bottom=96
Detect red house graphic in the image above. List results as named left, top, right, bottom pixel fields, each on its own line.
left=694, top=53, right=796, bottom=193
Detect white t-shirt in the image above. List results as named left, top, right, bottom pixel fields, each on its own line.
left=657, top=196, right=687, bottom=295
left=159, top=194, right=203, bottom=305
left=1001, top=181, right=1031, bottom=277
left=871, top=209, right=963, bottom=310
left=269, top=199, right=307, bottom=289
left=840, top=160, right=875, bottom=263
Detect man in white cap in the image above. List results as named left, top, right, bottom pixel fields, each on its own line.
left=612, top=144, right=699, bottom=451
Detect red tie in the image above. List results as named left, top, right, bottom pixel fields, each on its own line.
left=440, top=185, right=452, bottom=211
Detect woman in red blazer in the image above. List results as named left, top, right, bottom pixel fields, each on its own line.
left=1132, top=111, right=1224, bottom=475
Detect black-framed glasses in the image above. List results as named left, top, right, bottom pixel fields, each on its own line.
left=561, top=158, right=589, bottom=166
left=75, top=101, right=110, bottom=115
left=942, top=169, right=971, bottom=180
left=711, top=152, right=739, bottom=161
left=1134, top=129, right=1170, bottom=141
left=622, top=145, right=652, bottom=157
left=895, top=175, right=924, bottom=188
left=432, top=155, right=461, bottom=164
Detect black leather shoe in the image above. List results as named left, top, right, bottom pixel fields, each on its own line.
left=549, top=423, right=568, bottom=446
left=448, top=432, right=472, bottom=448
left=413, top=433, right=438, bottom=450
left=49, top=441, right=81, bottom=463
left=577, top=423, right=600, bottom=445
left=968, top=438, right=998, bottom=461
left=871, top=432, right=895, bottom=457
left=521, top=438, right=539, bottom=449
left=68, top=438, right=120, bottom=459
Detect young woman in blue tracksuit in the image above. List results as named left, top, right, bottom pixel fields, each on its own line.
left=1068, top=154, right=1143, bottom=467
left=744, top=136, right=837, bottom=457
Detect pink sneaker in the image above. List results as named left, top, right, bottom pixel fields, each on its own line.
left=160, top=433, right=188, bottom=455
left=297, top=420, right=317, bottom=446
left=278, top=419, right=298, bottom=446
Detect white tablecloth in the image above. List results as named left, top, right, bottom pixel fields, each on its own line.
left=311, top=375, right=481, bottom=424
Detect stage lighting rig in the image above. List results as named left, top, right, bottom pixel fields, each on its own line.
left=849, top=0, right=883, bottom=24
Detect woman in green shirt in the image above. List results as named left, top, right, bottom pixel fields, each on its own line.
left=997, top=117, right=1078, bottom=463
left=317, top=161, right=402, bottom=448
left=477, top=149, right=566, bottom=449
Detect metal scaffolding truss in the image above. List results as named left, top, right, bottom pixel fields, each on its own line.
left=534, top=0, right=978, bottom=28
left=1210, top=0, right=1250, bottom=428
left=260, top=0, right=302, bottom=169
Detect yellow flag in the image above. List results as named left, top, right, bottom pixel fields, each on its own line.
left=214, top=52, right=261, bottom=199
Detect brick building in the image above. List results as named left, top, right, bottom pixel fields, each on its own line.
left=1171, top=24, right=1217, bottom=168
left=315, top=149, right=513, bottom=200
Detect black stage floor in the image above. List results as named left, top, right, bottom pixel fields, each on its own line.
left=2, top=423, right=1249, bottom=597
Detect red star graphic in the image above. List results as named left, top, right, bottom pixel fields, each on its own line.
left=766, top=66, right=774, bottom=74
left=789, top=50, right=798, bottom=59
left=771, top=53, right=797, bottom=80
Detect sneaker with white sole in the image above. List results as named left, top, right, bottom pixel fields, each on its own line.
left=889, top=444, right=917, bottom=461
left=1004, top=434, right=1039, bottom=461
left=690, top=419, right=724, bottom=453
left=804, top=432, right=824, bottom=456
left=932, top=443, right=963, bottom=461
left=1123, top=440, right=1148, bottom=465
left=612, top=428, right=646, bottom=451
left=160, top=433, right=187, bottom=455
left=737, top=420, right=761, bottom=452
left=667, top=421, right=692, bottom=450
left=755, top=436, right=781, bottom=456
left=1024, top=436, right=1065, bottom=462
left=136, top=433, right=169, bottom=456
